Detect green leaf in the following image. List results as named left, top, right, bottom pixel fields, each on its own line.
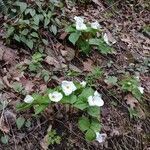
left=78, top=117, right=90, bottom=132
left=85, top=129, right=96, bottom=141
left=90, top=118, right=101, bottom=132
left=69, top=32, right=81, bottom=45
left=89, top=38, right=100, bottom=45
left=105, top=76, right=118, bottom=85
left=33, top=15, right=40, bottom=26
left=1, top=135, right=9, bottom=144
left=26, top=40, right=33, bottom=49
left=12, top=82, right=24, bottom=93
left=79, top=88, right=94, bottom=100
left=21, top=29, right=29, bottom=35
left=42, top=39, right=48, bottom=45
left=44, top=17, right=50, bottom=27
left=78, top=40, right=91, bottom=54
left=30, top=9, right=36, bottom=17
left=34, top=105, right=47, bottom=115
left=14, top=34, right=20, bottom=42
left=31, top=32, right=39, bottom=38
left=16, top=117, right=25, bottom=129
left=14, top=2, right=27, bottom=13
left=73, top=100, right=88, bottom=110
left=65, top=25, right=76, bottom=33
left=16, top=103, right=32, bottom=111
left=6, top=26, right=15, bottom=38
left=87, top=106, right=100, bottom=118
left=61, top=95, right=77, bottom=104
left=50, top=25, right=57, bottom=35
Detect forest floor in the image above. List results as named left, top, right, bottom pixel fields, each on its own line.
left=0, top=0, right=150, bottom=150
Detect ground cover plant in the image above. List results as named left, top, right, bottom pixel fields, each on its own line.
left=0, top=0, right=149, bottom=149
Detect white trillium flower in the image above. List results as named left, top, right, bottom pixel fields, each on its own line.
left=49, top=91, right=63, bottom=102
left=24, top=95, right=34, bottom=103
left=91, top=21, right=101, bottom=29
left=88, top=91, right=104, bottom=107
left=138, top=86, right=144, bottom=94
left=74, top=16, right=87, bottom=31
left=61, top=81, right=77, bottom=96
left=80, top=81, right=87, bottom=87
left=96, top=132, right=107, bottom=143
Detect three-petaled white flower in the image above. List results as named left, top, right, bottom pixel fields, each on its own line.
left=91, top=21, right=101, bottom=29
left=74, top=16, right=87, bottom=31
left=88, top=91, right=104, bottom=107
left=49, top=91, right=63, bottom=102
left=138, top=86, right=144, bottom=94
left=61, top=81, right=77, bottom=96
left=96, top=132, right=107, bottom=143
left=80, top=81, right=87, bottom=87
left=24, top=95, right=34, bottom=103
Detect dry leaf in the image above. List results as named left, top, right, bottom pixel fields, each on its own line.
left=124, top=94, right=139, bottom=109
left=83, top=59, right=93, bottom=72
left=44, top=56, right=59, bottom=66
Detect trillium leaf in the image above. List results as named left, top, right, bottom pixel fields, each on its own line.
left=87, top=106, right=100, bottom=118
left=73, top=100, right=88, bottom=110
left=69, top=32, right=81, bottom=45
left=90, top=118, right=101, bottom=132
left=1, top=135, right=9, bottom=144
left=61, top=95, right=77, bottom=104
left=26, top=40, right=34, bottom=49
left=85, top=129, right=96, bottom=141
left=79, top=88, right=94, bottom=100
left=78, top=117, right=90, bottom=132
left=34, top=105, right=47, bottom=115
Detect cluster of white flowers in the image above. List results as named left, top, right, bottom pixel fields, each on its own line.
left=74, top=16, right=101, bottom=31
left=88, top=91, right=104, bottom=107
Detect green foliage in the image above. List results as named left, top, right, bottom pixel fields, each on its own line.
left=1, top=135, right=9, bottom=144
left=3, top=0, right=63, bottom=50
left=16, top=116, right=25, bottom=129
left=78, top=117, right=101, bottom=141
left=47, top=129, right=61, bottom=145
left=86, top=67, right=103, bottom=86
left=17, top=81, right=103, bottom=141
left=128, top=108, right=139, bottom=119
left=66, top=24, right=113, bottom=55
left=120, top=76, right=142, bottom=100
left=105, top=76, right=118, bottom=85
left=28, top=52, right=44, bottom=72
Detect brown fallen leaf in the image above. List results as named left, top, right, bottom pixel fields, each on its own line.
left=44, top=56, right=59, bottom=66
left=2, top=76, right=12, bottom=88
left=40, top=125, right=52, bottom=150
left=83, top=59, right=94, bottom=72
left=124, top=94, right=139, bottom=109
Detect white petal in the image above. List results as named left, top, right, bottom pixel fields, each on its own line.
left=103, top=33, right=111, bottom=46
left=76, top=22, right=87, bottom=30
left=93, top=96, right=104, bottom=107
left=24, top=95, right=34, bottom=103
left=61, top=81, right=77, bottom=96
left=96, top=133, right=107, bottom=143
left=80, top=81, right=87, bottom=87
left=49, top=91, right=63, bottom=102
left=91, top=21, right=101, bottom=29
left=74, top=16, right=84, bottom=23
left=94, top=91, right=101, bottom=96
left=88, top=96, right=95, bottom=106
left=138, top=86, right=144, bottom=94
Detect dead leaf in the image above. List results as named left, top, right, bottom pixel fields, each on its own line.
left=103, top=32, right=117, bottom=46
left=83, top=59, right=94, bottom=72
left=59, top=32, right=68, bottom=40
left=124, top=94, right=139, bottom=109
left=44, top=56, right=59, bottom=66
left=92, top=0, right=102, bottom=6
left=2, top=76, right=11, bottom=88
left=40, top=125, right=52, bottom=150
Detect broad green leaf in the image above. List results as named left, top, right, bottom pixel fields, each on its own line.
left=26, top=40, right=34, bottom=49
left=61, top=95, right=77, bottom=104
left=30, top=9, right=36, bottom=17
left=21, top=29, right=29, bottom=35
left=78, top=117, right=90, bottom=132
left=44, top=17, right=50, bottom=27
left=14, top=34, right=20, bottom=42
left=89, top=38, right=99, bottom=45
left=16, top=103, right=32, bottom=111
left=1, top=135, right=9, bottom=144
left=90, top=118, right=101, bottom=132
left=87, top=106, right=100, bottom=118
left=73, top=100, right=88, bottom=110
left=42, top=39, right=48, bottom=45
left=14, top=2, right=27, bottom=13
left=65, top=25, right=76, bottom=33
left=105, top=76, right=118, bottom=85
left=6, top=26, right=15, bottom=38
left=69, top=32, right=81, bottom=45
left=78, top=88, right=94, bottom=100
left=78, top=40, right=91, bottom=54
left=85, top=129, right=96, bottom=141
left=16, top=117, right=25, bottom=129
left=34, top=105, right=47, bottom=115
left=50, top=25, right=57, bottom=35
left=33, top=15, right=40, bottom=25
left=12, top=82, right=23, bottom=93
left=31, top=32, right=39, bottom=38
